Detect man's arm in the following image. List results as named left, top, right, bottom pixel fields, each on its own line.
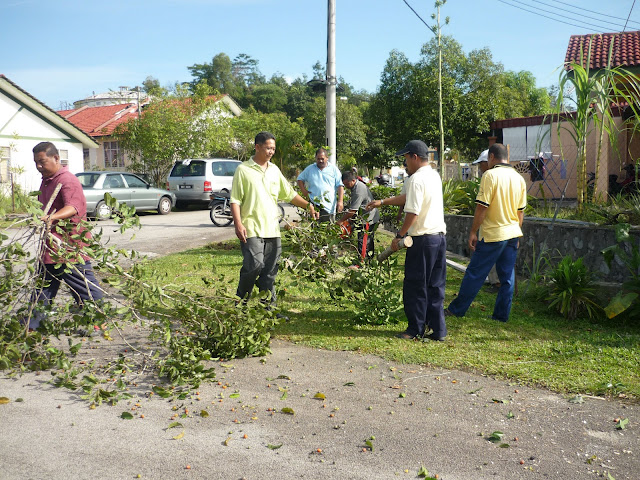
left=518, top=210, right=524, bottom=227
left=365, top=194, right=406, bottom=211
left=337, top=210, right=356, bottom=224
left=296, top=180, right=310, bottom=199
left=230, top=203, right=247, bottom=243
left=290, top=194, right=319, bottom=219
left=391, top=212, right=418, bottom=251
left=336, top=185, right=344, bottom=213
left=468, top=204, right=488, bottom=251
left=42, top=205, right=78, bottom=223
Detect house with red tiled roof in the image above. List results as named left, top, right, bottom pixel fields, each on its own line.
left=565, top=30, right=640, bottom=73
left=59, top=94, right=242, bottom=171
left=482, top=31, right=640, bottom=200
left=0, top=75, right=98, bottom=193
left=57, top=103, right=144, bottom=169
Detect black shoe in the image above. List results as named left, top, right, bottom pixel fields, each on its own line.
left=395, top=332, right=417, bottom=340
left=443, top=308, right=456, bottom=317
left=276, top=313, right=289, bottom=322
left=422, top=333, right=445, bottom=342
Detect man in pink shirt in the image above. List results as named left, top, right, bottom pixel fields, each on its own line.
left=29, top=142, right=103, bottom=331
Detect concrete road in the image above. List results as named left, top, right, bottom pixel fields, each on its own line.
left=95, top=209, right=236, bottom=259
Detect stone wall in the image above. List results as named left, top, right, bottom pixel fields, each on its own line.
left=444, top=215, right=640, bottom=283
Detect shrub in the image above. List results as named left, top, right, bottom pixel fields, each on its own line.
left=547, top=256, right=600, bottom=320
left=602, top=222, right=640, bottom=319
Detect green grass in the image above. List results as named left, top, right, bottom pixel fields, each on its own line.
left=147, top=237, right=640, bottom=400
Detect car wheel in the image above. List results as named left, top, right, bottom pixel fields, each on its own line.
left=210, top=203, right=233, bottom=227
left=158, top=197, right=172, bottom=215
left=95, top=201, right=112, bottom=220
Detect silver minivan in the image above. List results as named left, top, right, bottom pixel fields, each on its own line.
left=167, top=158, right=241, bottom=208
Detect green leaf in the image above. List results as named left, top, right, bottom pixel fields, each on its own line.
left=313, top=392, right=325, bottom=400
left=568, top=395, right=584, bottom=404
left=267, top=443, right=283, bottom=450
left=281, top=407, right=295, bottom=415
left=120, top=412, right=133, bottom=419
left=365, top=439, right=374, bottom=451
left=200, top=410, right=209, bottom=418
left=616, top=418, right=629, bottom=430
left=152, top=386, right=172, bottom=398
left=343, top=382, right=355, bottom=387
left=167, top=421, right=183, bottom=429
left=604, top=293, right=638, bottom=319
left=229, top=393, right=240, bottom=399
left=488, top=431, right=504, bottom=443
left=417, top=465, right=429, bottom=477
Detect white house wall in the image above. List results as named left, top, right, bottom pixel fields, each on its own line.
left=0, top=92, right=85, bottom=193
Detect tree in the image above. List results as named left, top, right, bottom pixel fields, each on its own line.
left=371, top=37, right=549, bottom=159
left=188, top=53, right=236, bottom=95
left=303, top=97, right=367, bottom=166
left=230, top=109, right=309, bottom=175
left=498, top=71, right=551, bottom=119
left=251, top=84, right=288, bottom=114
left=115, top=83, right=234, bottom=186
left=141, top=76, right=166, bottom=97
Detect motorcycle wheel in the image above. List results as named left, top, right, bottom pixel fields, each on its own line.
left=210, top=203, right=233, bottom=227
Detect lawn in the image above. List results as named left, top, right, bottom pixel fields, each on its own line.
left=147, top=234, right=640, bottom=400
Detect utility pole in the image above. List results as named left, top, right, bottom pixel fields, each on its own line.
left=430, top=1, right=449, bottom=177
left=326, top=0, right=337, bottom=165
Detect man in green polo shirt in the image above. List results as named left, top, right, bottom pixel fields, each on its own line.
left=230, top=131, right=317, bottom=306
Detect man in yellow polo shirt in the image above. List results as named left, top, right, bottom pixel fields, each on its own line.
left=230, top=131, right=317, bottom=308
left=446, top=143, right=526, bottom=322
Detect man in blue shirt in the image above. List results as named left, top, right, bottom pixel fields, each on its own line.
left=297, top=148, right=344, bottom=222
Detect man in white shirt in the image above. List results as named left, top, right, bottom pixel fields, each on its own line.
left=374, top=140, right=448, bottom=341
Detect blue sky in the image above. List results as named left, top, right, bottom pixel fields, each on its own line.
left=3, top=0, right=640, bottom=110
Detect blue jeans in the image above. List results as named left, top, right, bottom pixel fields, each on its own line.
left=447, top=237, right=519, bottom=322
left=403, top=233, right=447, bottom=337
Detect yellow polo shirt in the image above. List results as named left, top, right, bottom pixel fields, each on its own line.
left=230, top=158, right=297, bottom=239
left=475, top=164, right=527, bottom=242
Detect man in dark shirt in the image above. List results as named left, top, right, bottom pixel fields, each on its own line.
left=337, top=170, right=380, bottom=260
left=29, top=142, right=103, bottom=330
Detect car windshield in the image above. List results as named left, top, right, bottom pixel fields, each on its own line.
left=170, top=161, right=205, bottom=177
left=76, top=173, right=101, bottom=187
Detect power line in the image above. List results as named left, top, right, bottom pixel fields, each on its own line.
left=623, top=0, right=638, bottom=31
left=401, top=0, right=432, bottom=29
left=495, top=0, right=603, bottom=31
left=526, top=0, right=637, bottom=31
left=550, top=0, right=640, bottom=27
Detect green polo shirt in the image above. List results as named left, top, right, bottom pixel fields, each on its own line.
left=230, top=158, right=297, bottom=239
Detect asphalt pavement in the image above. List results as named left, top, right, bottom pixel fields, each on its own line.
left=0, top=209, right=638, bottom=480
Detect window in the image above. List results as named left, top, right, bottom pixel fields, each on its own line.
left=0, top=146, right=10, bottom=183
left=123, top=174, right=147, bottom=188
left=104, top=141, right=123, bottom=168
left=83, top=148, right=90, bottom=170
left=104, top=174, right=125, bottom=188
left=59, top=149, right=69, bottom=166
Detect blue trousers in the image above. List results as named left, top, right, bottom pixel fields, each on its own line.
left=237, top=237, right=281, bottom=304
left=403, top=233, right=447, bottom=337
left=448, top=237, right=519, bottom=322
left=30, top=262, right=104, bottom=329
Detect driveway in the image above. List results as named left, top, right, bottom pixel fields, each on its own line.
left=97, top=209, right=236, bottom=258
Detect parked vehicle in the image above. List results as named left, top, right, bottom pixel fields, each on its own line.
left=76, top=171, right=176, bottom=220
left=208, top=190, right=286, bottom=227
left=167, top=158, right=241, bottom=208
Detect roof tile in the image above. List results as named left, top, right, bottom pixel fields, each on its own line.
left=565, top=30, right=640, bottom=70
left=56, top=103, right=140, bottom=137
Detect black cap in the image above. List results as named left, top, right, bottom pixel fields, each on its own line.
left=396, top=140, right=429, bottom=158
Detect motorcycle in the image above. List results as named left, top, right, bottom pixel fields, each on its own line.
left=208, top=190, right=286, bottom=227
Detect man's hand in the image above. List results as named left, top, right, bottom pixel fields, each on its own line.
left=365, top=200, right=379, bottom=211
left=337, top=200, right=343, bottom=213
left=235, top=222, right=248, bottom=243
left=468, top=232, right=478, bottom=252
left=391, top=237, right=401, bottom=252
left=309, top=204, right=319, bottom=220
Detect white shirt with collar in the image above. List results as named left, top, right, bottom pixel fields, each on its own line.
left=404, top=164, right=447, bottom=236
